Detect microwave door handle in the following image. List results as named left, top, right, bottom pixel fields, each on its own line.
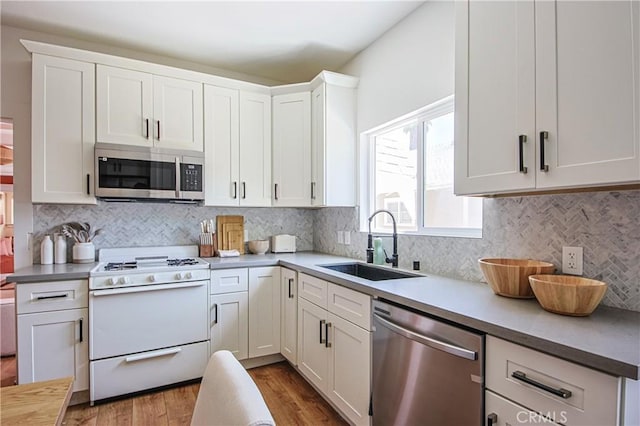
left=175, top=157, right=181, bottom=199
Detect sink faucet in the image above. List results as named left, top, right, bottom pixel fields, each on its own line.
left=367, top=209, right=398, bottom=268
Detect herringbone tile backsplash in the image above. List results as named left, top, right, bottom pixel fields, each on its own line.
left=33, top=190, right=639, bottom=312
left=313, top=190, right=640, bottom=312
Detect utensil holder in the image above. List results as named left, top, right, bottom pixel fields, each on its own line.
left=199, top=244, right=215, bottom=257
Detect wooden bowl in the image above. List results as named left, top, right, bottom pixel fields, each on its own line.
left=247, top=240, right=269, bottom=255
left=529, top=275, right=607, bottom=316
left=478, top=258, right=556, bottom=298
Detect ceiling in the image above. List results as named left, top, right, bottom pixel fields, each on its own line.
left=1, top=1, right=425, bottom=83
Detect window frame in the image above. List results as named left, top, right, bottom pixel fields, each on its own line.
left=361, top=95, right=482, bottom=239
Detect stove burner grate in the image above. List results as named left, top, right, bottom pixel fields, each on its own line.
left=167, top=258, right=198, bottom=266
left=104, top=262, right=138, bottom=271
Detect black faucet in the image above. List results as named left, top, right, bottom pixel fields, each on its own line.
left=367, top=209, right=398, bottom=268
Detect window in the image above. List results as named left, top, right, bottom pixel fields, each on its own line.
left=365, top=96, right=482, bottom=238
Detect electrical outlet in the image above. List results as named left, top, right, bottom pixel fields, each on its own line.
left=562, top=246, right=583, bottom=275
left=337, top=231, right=344, bottom=244
left=244, top=230, right=249, bottom=242
left=344, top=231, right=351, bottom=245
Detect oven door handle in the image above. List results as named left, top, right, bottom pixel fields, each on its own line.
left=373, top=313, right=477, bottom=360
left=125, top=347, right=182, bottom=363
left=91, top=281, right=206, bottom=296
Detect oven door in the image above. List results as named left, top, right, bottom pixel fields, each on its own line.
left=95, top=147, right=178, bottom=199
left=89, top=281, right=208, bottom=360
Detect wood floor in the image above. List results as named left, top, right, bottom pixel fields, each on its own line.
left=61, top=362, right=347, bottom=426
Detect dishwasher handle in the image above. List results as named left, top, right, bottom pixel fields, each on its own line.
left=374, top=313, right=477, bottom=360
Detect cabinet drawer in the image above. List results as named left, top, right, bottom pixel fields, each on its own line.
left=210, top=268, right=248, bottom=294
left=16, top=280, right=88, bottom=314
left=486, top=336, right=620, bottom=426
left=299, top=273, right=328, bottom=309
left=90, top=341, right=209, bottom=401
left=486, top=390, right=561, bottom=426
left=328, top=283, right=370, bottom=330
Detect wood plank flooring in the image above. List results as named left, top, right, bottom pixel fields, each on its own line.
left=62, top=362, right=347, bottom=426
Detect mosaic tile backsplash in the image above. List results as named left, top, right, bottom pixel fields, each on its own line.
left=33, top=202, right=314, bottom=261
left=33, top=190, right=639, bottom=312
left=313, top=190, right=640, bottom=312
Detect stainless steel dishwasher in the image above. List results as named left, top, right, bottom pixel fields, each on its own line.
left=372, top=299, right=484, bottom=425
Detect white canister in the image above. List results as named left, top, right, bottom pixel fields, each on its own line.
left=55, top=234, right=67, bottom=264
left=40, top=235, right=53, bottom=265
left=73, top=242, right=95, bottom=264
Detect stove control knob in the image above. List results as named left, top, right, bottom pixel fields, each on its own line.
left=108, top=277, right=117, bottom=286
left=175, top=272, right=183, bottom=280
left=118, top=277, right=130, bottom=285
left=185, top=272, right=193, bottom=279
left=148, top=275, right=156, bottom=283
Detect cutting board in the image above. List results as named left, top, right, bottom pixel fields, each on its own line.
left=216, top=215, right=244, bottom=254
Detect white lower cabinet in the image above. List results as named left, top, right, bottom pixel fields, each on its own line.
left=297, top=274, right=371, bottom=426
left=486, top=336, right=636, bottom=426
left=17, top=308, right=89, bottom=393
left=210, top=292, right=248, bottom=360
left=248, top=267, right=281, bottom=357
left=280, top=267, right=298, bottom=365
left=486, top=390, right=560, bottom=426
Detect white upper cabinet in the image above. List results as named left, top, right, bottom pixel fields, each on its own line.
left=455, top=0, right=640, bottom=195
left=97, top=65, right=203, bottom=151
left=311, top=74, right=358, bottom=206
left=272, top=92, right=312, bottom=207
left=204, top=88, right=271, bottom=206
left=239, top=91, right=272, bottom=206
left=31, top=54, right=96, bottom=204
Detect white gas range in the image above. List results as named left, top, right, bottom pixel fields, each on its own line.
left=88, top=245, right=210, bottom=403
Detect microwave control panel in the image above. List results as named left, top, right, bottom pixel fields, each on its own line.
left=181, top=163, right=203, bottom=192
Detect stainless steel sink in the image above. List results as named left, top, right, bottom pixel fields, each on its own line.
left=319, top=262, right=420, bottom=281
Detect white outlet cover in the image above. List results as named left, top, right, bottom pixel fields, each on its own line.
left=337, top=231, right=344, bottom=244
left=244, top=230, right=249, bottom=242
left=562, top=246, right=583, bottom=275
left=344, top=231, right=351, bottom=245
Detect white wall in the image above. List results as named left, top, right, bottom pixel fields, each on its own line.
left=340, top=1, right=455, bottom=134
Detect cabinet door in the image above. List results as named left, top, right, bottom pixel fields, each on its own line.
left=280, top=268, right=298, bottom=365
left=17, top=308, right=88, bottom=392
left=153, top=75, right=203, bottom=151
left=327, top=313, right=371, bottom=426
left=535, top=1, right=640, bottom=188
left=311, top=83, right=357, bottom=207
left=96, top=64, right=153, bottom=147
left=210, top=292, right=248, bottom=360
left=204, top=85, right=240, bottom=206
left=297, top=297, right=328, bottom=393
left=32, top=54, right=96, bottom=204
left=272, top=92, right=312, bottom=207
left=239, top=91, right=272, bottom=206
left=454, top=0, right=536, bottom=195
left=248, top=267, right=281, bottom=358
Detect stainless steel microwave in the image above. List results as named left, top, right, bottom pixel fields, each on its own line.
left=95, top=143, right=204, bottom=202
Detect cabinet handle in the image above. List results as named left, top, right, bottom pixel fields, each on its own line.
left=487, top=413, right=497, bottom=426
left=213, top=303, right=218, bottom=324
left=511, top=370, right=572, bottom=399
left=325, top=322, right=332, bottom=348
left=518, top=135, right=528, bottom=174
left=311, top=182, right=316, bottom=200
left=274, top=183, right=279, bottom=200
left=157, top=120, right=161, bottom=140
left=232, top=182, right=237, bottom=199
left=86, top=174, right=91, bottom=195
left=242, top=182, right=246, bottom=199
left=539, top=131, right=549, bottom=172
left=145, top=118, right=149, bottom=139
left=36, top=294, right=67, bottom=300
left=79, top=318, right=83, bottom=343
left=288, top=278, right=294, bottom=298
left=319, top=319, right=326, bottom=344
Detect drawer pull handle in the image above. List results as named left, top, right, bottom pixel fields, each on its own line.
left=487, top=413, right=497, bottom=426
left=325, top=322, right=332, bottom=348
left=36, top=294, right=67, bottom=300
left=319, top=319, right=326, bottom=344
left=79, top=318, right=83, bottom=343
left=288, top=278, right=294, bottom=298
left=125, top=347, right=182, bottom=363
left=511, top=370, right=572, bottom=399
